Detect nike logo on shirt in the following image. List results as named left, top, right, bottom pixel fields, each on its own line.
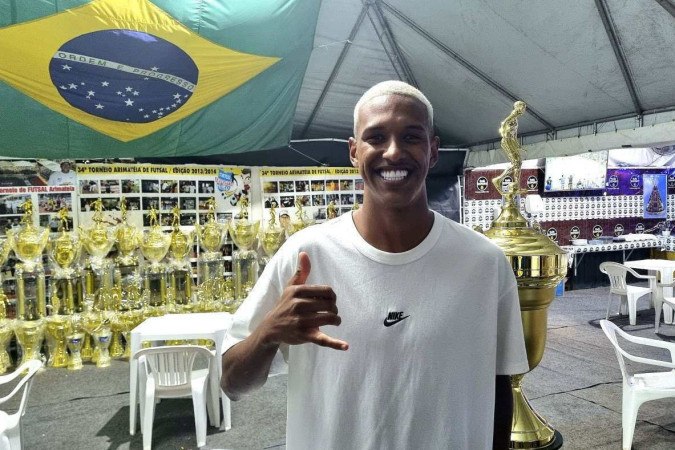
left=383, top=311, right=410, bottom=327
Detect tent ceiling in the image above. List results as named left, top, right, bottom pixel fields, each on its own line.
left=293, top=0, right=675, bottom=151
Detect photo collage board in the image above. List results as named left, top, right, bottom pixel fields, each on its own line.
left=260, top=167, right=364, bottom=224
left=76, top=163, right=252, bottom=229
left=0, top=185, right=77, bottom=235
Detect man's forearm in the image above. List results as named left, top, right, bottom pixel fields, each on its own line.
left=220, top=329, right=280, bottom=401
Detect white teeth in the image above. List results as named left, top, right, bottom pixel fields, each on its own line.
left=380, top=169, right=408, bottom=181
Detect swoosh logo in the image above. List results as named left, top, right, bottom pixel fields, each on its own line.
left=383, top=315, right=410, bottom=327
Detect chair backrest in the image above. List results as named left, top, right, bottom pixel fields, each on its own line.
left=0, top=359, right=42, bottom=419
left=600, top=319, right=630, bottom=381
left=133, top=345, right=212, bottom=389
left=599, top=262, right=630, bottom=295
left=600, top=319, right=675, bottom=383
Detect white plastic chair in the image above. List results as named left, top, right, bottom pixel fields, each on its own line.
left=600, top=320, right=675, bottom=450
left=654, top=280, right=675, bottom=333
left=134, top=345, right=213, bottom=449
left=599, top=262, right=654, bottom=325
left=0, top=359, right=43, bottom=450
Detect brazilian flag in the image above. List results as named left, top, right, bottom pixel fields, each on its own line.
left=0, top=0, right=320, bottom=158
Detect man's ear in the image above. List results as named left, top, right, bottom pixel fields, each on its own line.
left=429, top=136, right=440, bottom=168
left=348, top=137, right=358, bottom=168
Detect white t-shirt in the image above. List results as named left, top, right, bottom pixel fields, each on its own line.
left=224, top=211, right=528, bottom=450
left=48, top=170, right=77, bottom=186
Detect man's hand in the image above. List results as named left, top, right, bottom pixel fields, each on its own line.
left=258, top=252, right=349, bottom=351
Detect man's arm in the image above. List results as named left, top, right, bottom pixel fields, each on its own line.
left=493, top=375, right=513, bottom=450
left=221, top=252, right=348, bottom=400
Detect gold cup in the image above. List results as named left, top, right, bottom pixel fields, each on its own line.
left=66, top=332, right=85, bottom=370
left=140, top=209, right=171, bottom=310
left=229, top=218, right=260, bottom=302
left=168, top=215, right=195, bottom=308
left=14, top=319, right=45, bottom=366
left=482, top=101, right=568, bottom=450
left=0, top=238, right=12, bottom=320
left=45, top=315, right=70, bottom=368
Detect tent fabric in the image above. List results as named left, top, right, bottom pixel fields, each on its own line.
left=294, top=0, right=675, bottom=162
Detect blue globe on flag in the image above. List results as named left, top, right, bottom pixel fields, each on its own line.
left=49, top=29, right=198, bottom=123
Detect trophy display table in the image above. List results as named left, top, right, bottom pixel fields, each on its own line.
left=128, top=312, right=233, bottom=435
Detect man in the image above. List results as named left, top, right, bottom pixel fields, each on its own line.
left=47, top=160, right=77, bottom=186
left=221, top=81, right=528, bottom=449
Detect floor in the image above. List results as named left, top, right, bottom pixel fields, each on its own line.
left=3, top=284, right=675, bottom=449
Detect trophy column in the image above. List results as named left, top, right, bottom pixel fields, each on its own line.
left=0, top=238, right=14, bottom=373
left=228, top=197, right=260, bottom=307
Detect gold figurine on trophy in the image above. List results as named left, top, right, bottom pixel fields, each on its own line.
left=259, top=203, right=285, bottom=276
left=492, top=101, right=527, bottom=195
left=483, top=101, right=567, bottom=449
left=288, top=197, right=314, bottom=235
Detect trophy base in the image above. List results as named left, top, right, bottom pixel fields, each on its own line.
left=510, top=374, right=563, bottom=450
left=511, top=431, right=562, bottom=450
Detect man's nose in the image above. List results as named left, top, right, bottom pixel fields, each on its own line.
left=382, top=138, right=404, bottom=161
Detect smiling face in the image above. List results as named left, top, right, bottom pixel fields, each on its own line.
left=349, top=94, right=439, bottom=212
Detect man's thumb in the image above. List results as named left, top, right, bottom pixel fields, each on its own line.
left=288, top=252, right=311, bottom=286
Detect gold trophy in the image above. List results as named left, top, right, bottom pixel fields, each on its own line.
left=229, top=197, right=260, bottom=303
left=288, top=197, right=314, bottom=235
left=195, top=198, right=228, bottom=310
left=114, top=198, right=143, bottom=309
left=45, top=210, right=81, bottom=368
left=326, top=200, right=338, bottom=220
left=140, top=207, right=171, bottom=311
left=66, top=331, right=85, bottom=370
left=0, top=238, right=13, bottom=373
left=7, top=199, right=48, bottom=366
left=168, top=206, right=195, bottom=311
left=80, top=198, right=116, bottom=309
left=482, top=101, right=567, bottom=449
left=259, top=203, right=285, bottom=274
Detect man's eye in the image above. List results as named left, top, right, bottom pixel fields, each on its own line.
left=365, top=135, right=383, bottom=143
left=404, top=134, right=422, bottom=142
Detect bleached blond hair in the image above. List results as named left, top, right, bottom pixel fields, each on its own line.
left=352, top=80, right=434, bottom=136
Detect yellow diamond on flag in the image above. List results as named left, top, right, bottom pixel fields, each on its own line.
left=0, top=0, right=280, bottom=142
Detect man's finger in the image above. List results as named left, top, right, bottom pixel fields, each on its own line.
left=306, top=329, right=349, bottom=351
left=299, top=312, right=341, bottom=329
left=287, top=252, right=311, bottom=287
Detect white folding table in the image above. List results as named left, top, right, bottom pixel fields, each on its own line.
left=624, top=259, right=675, bottom=330
left=128, top=312, right=233, bottom=435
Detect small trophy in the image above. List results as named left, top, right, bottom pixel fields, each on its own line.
left=7, top=199, right=49, bottom=366
left=229, top=197, right=260, bottom=303
left=0, top=238, right=13, bottom=373
left=140, top=207, right=171, bottom=311
left=259, top=203, right=285, bottom=274
left=168, top=206, right=195, bottom=311
left=66, top=331, right=85, bottom=370
left=288, top=197, right=314, bottom=235
left=195, top=198, right=228, bottom=310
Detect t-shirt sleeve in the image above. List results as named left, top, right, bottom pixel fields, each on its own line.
left=495, top=257, right=530, bottom=375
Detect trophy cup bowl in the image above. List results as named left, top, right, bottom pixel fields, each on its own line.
left=170, top=227, right=194, bottom=261
left=140, top=228, right=171, bottom=268
left=14, top=319, right=45, bottom=366
left=66, top=332, right=85, bottom=370
left=115, top=223, right=142, bottom=266
left=8, top=225, right=50, bottom=271
left=229, top=219, right=260, bottom=252
left=80, top=223, right=116, bottom=263
left=93, top=327, right=113, bottom=368
left=196, top=221, right=227, bottom=255
left=260, top=227, right=285, bottom=258
left=45, top=315, right=70, bottom=368
left=0, top=320, right=14, bottom=373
